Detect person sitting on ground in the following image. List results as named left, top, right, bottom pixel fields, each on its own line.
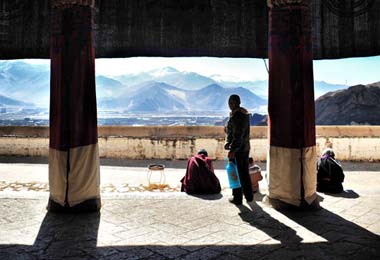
left=180, top=149, right=221, bottom=194
left=317, top=148, right=345, bottom=193
left=249, top=157, right=263, bottom=193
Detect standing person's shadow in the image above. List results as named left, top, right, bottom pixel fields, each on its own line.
left=32, top=211, right=100, bottom=258
left=228, top=201, right=303, bottom=258
left=237, top=202, right=302, bottom=245
left=234, top=198, right=380, bottom=259
left=277, top=200, right=380, bottom=258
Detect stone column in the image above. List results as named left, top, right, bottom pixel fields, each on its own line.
left=267, top=0, right=317, bottom=207
left=48, top=0, right=100, bottom=211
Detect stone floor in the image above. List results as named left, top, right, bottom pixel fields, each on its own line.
left=0, top=160, right=380, bottom=259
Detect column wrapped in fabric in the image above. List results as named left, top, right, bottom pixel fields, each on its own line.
left=48, top=0, right=100, bottom=211
left=267, top=0, right=317, bottom=207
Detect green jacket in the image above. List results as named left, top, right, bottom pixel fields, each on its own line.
left=225, top=107, right=251, bottom=153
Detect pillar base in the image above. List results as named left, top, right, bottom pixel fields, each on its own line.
left=47, top=198, right=101, bottom=213
left=263, top=195, right=320, bottom=211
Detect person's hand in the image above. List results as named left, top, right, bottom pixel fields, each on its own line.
left=228, top=151, right=235, bottom=159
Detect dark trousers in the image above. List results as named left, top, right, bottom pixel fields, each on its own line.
left=232, top=151, right=253, bottom=202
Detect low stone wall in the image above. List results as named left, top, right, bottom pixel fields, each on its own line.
left=0, top=126, right=379, bottom=161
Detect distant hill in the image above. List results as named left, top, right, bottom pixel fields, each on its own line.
left=99, top=81, right=187, bottom=112
left=96, top=75, right=126, bottom=98
left=217, top=80, right=269, bottom=99
left=252, top=113, right=268, bottom=126
left=188, top=84, right=266, bottom=112
left=314, top=81, right=348, bottom=98
left=215, top=113, right=268, bottom=126
left=316, top=82, right=380, bottom=125
left=219, top=80, right=347, bottom=99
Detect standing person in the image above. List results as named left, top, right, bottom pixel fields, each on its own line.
left=224, top=94, right=253, bottom=205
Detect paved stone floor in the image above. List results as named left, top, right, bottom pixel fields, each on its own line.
left=0, top=160, right=380, bottom=259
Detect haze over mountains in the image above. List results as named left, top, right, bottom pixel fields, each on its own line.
left=0, top=61, right=50, bottom=107
left=0, top=61, right=350, bottom=113
left=98, top=81, right=266, bottom=112
left=1, top=61, right=379, bottom=125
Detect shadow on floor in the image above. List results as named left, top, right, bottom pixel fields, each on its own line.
left=238, top=202, right=303, bottom=246
left=319, top=189, right=360, bottom=199
left=276, top=204, right=380, bottom=258
left=238, top=199, right=380, bottom=259
left=189, top=193, right=223, bottom=200
left=1, top=200, right=379, bottom=259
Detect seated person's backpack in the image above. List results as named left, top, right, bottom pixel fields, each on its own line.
left=317, top=149, right=345, bottom=193
left=180, top=153, right=221, bottom=194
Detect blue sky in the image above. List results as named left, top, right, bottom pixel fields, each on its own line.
left=25, top=55, right=380, bottom=86
left=313, top=56, right=380, bottom=85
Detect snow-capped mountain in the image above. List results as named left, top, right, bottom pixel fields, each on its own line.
left=98, top=81, right=267, bottom=113
left=98, top=81, right=187, bottom=112
left=0, top=61, right=352, bottom=114
left=116, top=67, right=216, bottom=90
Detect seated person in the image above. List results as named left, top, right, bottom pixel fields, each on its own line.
left=180, top=149, right=221, bottom=194
left=317, top=148, right=345, bottom=193
left=249, top=157, right=263, bottom=193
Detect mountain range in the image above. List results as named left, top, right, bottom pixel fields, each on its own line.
left=0, top=61, right=50, bottom=107
left=115, top=67, right=216, bottom=91
left=98, top=81, right=267, bottom=112
left=112, top=66, right=347, bottom=99
left=3, top=60, right=370, bottom=111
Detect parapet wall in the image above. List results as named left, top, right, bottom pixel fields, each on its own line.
left=0, top=126, right=379, bottom=161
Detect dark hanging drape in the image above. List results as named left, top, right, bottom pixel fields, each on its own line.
left=0, top=0, right=379, bottom=60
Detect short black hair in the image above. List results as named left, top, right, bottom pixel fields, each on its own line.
left=229, top=94, right=241, bottom=105
left=197, top=149, right=208, bottom=157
